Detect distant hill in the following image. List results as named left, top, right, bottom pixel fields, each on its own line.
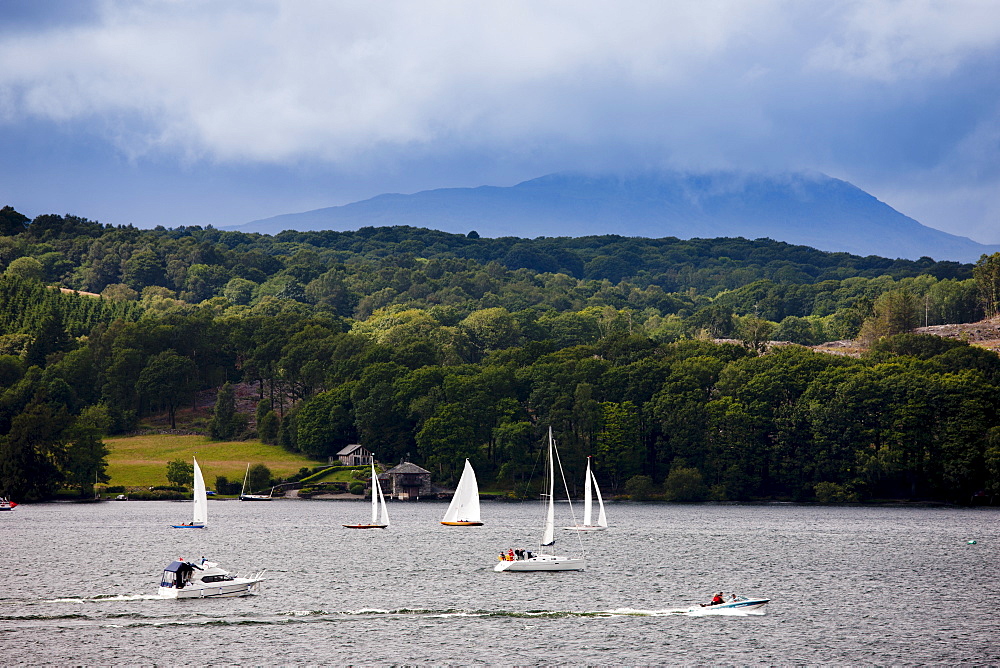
left=232, top=171, right=1000, bottom=263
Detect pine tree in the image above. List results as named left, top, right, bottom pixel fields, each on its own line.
left=209, top=382, right=238, bottom=440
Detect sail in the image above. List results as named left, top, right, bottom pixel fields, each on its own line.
left=376, top=470, right=390, bottom=527
left=541, top=429, right=556, bottom=546
left=369, top=464, right=379, bottom=524
left=240, top=463, right=249, bottom=497
left=192, top=457, right=208, bottom=525
left=592, top=468, right=608, bottom=528
left=442, top=459, right=481, bottom=523
left=582, top=457, right=593, bottom=526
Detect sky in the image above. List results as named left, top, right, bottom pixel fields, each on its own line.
left=1, top=0, right=999, bottom=242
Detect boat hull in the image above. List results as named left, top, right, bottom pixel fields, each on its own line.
left=158, top=578, right=262, bottom=599
left=563, top=524, right=606, bottom=531
left=694, top=598, right=770, bottom=613
left=717, top=598, right=769, bottom=611
left=343, top=524, right=388, bottom=529
left=494, top=555, right=585, bottom=572
left=441, top=521, right=483, bottom=526
left=170, top=523, right=206, bottom=529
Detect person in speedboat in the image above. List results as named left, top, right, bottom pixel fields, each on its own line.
left=701, top=592, right=725, bottom=606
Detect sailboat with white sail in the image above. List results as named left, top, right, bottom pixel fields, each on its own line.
left=494, top=428, right=585, bottom=572
left=564, top=456, right=608, bottom=531
left=171, top=456, right=207, bottom=529
left=343, top=463, right=390, bottom=529
left=441, top=459, right=483, bottom=526
left=239, top=463, right=273, bottom=501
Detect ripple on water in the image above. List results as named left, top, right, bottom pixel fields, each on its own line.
left=0, top=501, right=997, bottom=664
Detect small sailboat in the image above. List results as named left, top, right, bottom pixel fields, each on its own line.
left=343, top=463, right=390, bottom=529
left=564, top=456, right=608, bottom=531
left=441, top=459, right=483, bottom=526
left=239, top=463, right=273, bottom=501
left=171, top=457, right=207, bottom=529
left=494, top=428, right=585, bottom=572
left=158, top=556, right=265, bottom=599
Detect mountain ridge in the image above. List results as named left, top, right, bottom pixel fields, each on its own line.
left=231, top=171, right=999, bottom=263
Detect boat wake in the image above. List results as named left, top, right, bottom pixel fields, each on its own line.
left=279, top=606, right=765, bottom=619
left=45, top=594, right=165, bottom=603
left=1, top=605, right=765, bottom=631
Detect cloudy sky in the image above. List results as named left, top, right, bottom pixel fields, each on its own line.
left=1, top=0, right=999, bottom=242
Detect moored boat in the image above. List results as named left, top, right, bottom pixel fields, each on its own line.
left=239, top=463, right=273, bottom=501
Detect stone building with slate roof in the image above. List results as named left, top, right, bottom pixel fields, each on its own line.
left=384, top=461, right=432, bottom=500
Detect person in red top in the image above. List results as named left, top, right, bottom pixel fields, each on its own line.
left=702, top=592, right=725, bottom=606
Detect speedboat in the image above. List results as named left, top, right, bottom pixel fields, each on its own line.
left=158, top=557, right=265, bottom=599
left=0, top=497, right=17, bottom=511
left=696, top=594, right=769, bottom=612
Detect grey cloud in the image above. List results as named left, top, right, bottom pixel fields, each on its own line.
left=1, top=0, right=999, bottom=241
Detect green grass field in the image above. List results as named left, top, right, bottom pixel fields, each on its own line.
left=104, top=434, right=325, bottom=488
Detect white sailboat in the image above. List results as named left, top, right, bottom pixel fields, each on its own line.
left=171, top=456, right=207, bottom=529
left=564, top=456, right=608, bottom=531
left=494, top=428, right=586, bottom=572
left=239, top=463, right=273, bottom=501
left=441, top=459, right=483, bottom=526
left=343, top=463, right=390, bottom=529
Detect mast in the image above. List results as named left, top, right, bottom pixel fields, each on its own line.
left=240, top=463, right=250, bottom=498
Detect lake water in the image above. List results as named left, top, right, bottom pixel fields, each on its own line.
left=1, top=499, right=997, bottom=665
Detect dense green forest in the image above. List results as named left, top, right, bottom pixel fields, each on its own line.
left=1, top=205, right=999, bottom=504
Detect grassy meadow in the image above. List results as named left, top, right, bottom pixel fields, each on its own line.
left=104, top=434, right=325, bottom=488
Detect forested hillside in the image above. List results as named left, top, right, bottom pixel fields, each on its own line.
left=1, top=205, right=999, bottom=504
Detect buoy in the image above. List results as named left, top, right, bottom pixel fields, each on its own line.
left=967, top=540, right=977, bottom=545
